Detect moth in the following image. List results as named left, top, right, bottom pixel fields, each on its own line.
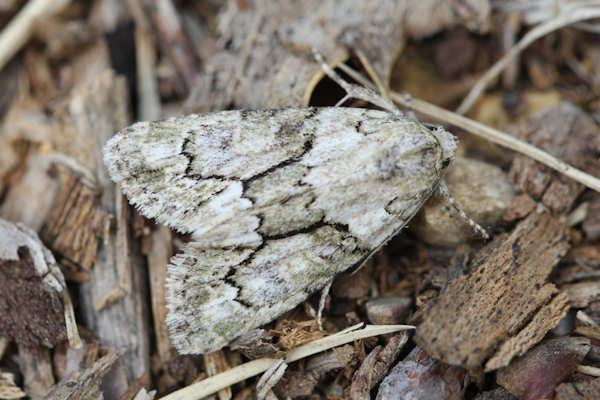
left=103, top=106, right=457, bottom=354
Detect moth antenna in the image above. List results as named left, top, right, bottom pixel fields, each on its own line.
left=312, top=49, right=400, bottom=115
left=437, top=180, right=490, bottom=240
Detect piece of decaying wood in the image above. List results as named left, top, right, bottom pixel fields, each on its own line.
left=473, top=388, right=517, bottom=400
left=53, top=338, right=100, bottom=382
left=0, top=370, right=26, bottom=399
left=349, top=331, right=409, bottom=400
left=203, top=351, right=233, bottom=400
left=148, top=225, right=174, bottom=363
left=485, top=292, right=569, bottom=371
left=503, top=193, right=537, bottom=222
left=118, top=373, right=151, bottom=400
left=52, top=68, right=151, bottom=383
left=575, top=325, right=600, bottom=341
left=555, top=376, right=600, bottom=400
left=18, top=344, right=54, bottom=400
left=43, top=351, right=119, bottom=400
left=414, top=211, right=570, bottom=370
left=0, top=149, right=59, bottom=233
left=188, top=0, right=490, bottom=111
left=272, top=344, right=359, bottom=398
left=41, top=173, right=110, bottom=282
left=562, top=281, right=600, bottom=309
left=508, top=102, right=600, bottom=214
left=138, top=0, right=200, bottom=94
left=0, top=218, right=80, bottom=348
left=125, top=7, right=177, bottom=365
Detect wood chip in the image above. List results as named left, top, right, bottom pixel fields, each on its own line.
left=349, top=332, right=409, bottom=400
left=0, top=371, right=26, bottom=400
left=41, top=173, right=110, bottom=282
left=503, top=193, right=536, bottom=222
left=562, top=281, right=600, bottom=308
left=53, top=68, right=151, bottom=382
left=0, top=218, right=68, bottom=348
left=415, top=211, right=570, bottom=369
left=508, top=102, right=600, bottom=214
left=555, top=376, right=600, bottom=400
left=43, top=351, right=120, bottom=400
left=485, top=292, right=569, bottom=371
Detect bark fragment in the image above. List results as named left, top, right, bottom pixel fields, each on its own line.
left=415, top=211, right=570, bottom=369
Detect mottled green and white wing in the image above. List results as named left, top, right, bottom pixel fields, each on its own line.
left=103, top=107, right=456, bottom=354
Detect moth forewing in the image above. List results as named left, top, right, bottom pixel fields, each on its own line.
left=103, top=107, right=456, bottom=354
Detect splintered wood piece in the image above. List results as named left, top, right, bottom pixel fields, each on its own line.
left=508, top=102, right=600, bottom=214
left=349, top=332, right=409, bottom=400
left=562, top=281, right=600, bottom=308
left=555, top=376, right=600, bottom=400
left=41, top=173, right=110, bottom=282
left=203, top=351, right=232, bottom=400
left=0, top=218, right=70, bottom=348
left=148, top=225, right=174, bottom=363
left=414, top=211, right=570, bottom=369
left=43, top=351, right=119, bottom=400
left=485, top=292, right=570, bottom=371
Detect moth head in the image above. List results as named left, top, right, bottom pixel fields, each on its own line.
left=430, top=126, right=457, bottom=171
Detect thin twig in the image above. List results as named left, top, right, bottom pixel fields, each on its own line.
left=337, top=63, right=600, bottom=194
left=159, top=324, right=414, bottom=400
left=456, top=5, right=600, bottom=115
left=0, top=0, right=72, bottom=71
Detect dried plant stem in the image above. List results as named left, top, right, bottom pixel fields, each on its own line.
left=159, top=324, right=413, bottom=400
left=457, top=5, right=600, bottom=115
left=0, top=0, right=72, bottom=70
left=577, top=365, right=600, bottom=377
left=337, top=63, right=600, bottom=194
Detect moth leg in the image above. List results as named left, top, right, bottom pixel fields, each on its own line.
left=437, top=180, right=490, bottom=240
left=317, top=278, right=334, bottom=331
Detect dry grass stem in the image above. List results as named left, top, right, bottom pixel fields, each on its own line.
left=159, top=324, right=413, bottom=400
left=0, top=0, right=72, bottom=70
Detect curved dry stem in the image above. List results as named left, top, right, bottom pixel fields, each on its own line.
left=457, top=6, right=600, bottom=115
